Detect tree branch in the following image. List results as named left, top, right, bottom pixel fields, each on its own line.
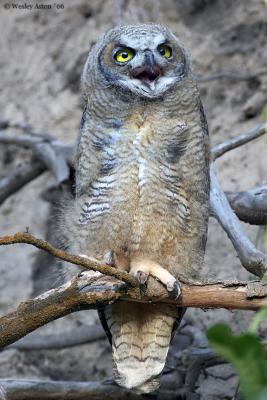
left=0, top=378, right=181, bottom=400
left=0, top=160, right=46, bottom=205
left=226, top=186, right=267, bottom=225
left=210, top=163, right=267, bottom=277
left=0, top=273, right=124, bottom=350
left=0, top=131, right=73, bottom=160
left=7, top=324, right=106, bottom=351
left=1, top=270, right=267, bottom=350
left=0, top=131, right=74, bottom=183
left=212, top=122, right=267, bottom=160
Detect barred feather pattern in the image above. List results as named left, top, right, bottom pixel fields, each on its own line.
left=104, top=302, right=179, bottom=393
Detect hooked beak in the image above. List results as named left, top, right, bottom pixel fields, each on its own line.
left=130, top=52, right=162, bottom=87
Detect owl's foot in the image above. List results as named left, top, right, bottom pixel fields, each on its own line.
left=130, top=257, right=181, bottom=299
left=166, top=278, right=181, bottom=299
left=133, top=270, right=149, bottom=285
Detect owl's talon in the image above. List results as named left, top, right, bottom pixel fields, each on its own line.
left=166, top=279, right=181, bottom=299
left=134, top=270, right=149, bottom=285
left=104, top=250, right=116, bottom=267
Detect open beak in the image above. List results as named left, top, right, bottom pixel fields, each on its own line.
left=130, top=52, right=162, bottom=86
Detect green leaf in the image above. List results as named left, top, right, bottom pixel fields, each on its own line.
left=249, top=308, right=267, bottom=334
left=208, top=324, right=267, bottom=400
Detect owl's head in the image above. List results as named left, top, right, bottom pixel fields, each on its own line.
left=83, top=24, right=191, bottom=99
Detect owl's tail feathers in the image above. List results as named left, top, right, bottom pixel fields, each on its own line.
left=103, top=302, right=180, bottom=394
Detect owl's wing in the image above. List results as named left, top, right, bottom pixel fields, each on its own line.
left=171, top=307, right=186, bottom=340
left=98, top=308, right=112, bottom=344
left=76, top=106, right=118, bottom=198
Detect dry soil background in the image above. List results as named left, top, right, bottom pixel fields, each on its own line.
left=0, top=0, right=267, bottom=399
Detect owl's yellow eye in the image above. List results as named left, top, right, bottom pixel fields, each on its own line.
left=114, top=47, right=135, bottom=63
left=158, top=44, right=172, bottom=59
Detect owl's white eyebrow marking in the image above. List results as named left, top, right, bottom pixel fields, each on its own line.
left=120, top=33, right=166, bottom=50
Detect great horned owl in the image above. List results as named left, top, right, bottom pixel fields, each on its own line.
left=64, top=24, right=210, bottom=393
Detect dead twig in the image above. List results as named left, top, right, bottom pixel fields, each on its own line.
left=0, top=232, right=138, bottom=287
left=212, top=122, right=267, bottom=160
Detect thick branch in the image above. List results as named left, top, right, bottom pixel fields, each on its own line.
left=1, top=272, right=267, bottom=350
left=0, top=232, right=137, bottom=287
left=226, top=186, right=267, bottom=225
left=0, top=160, right=46, bottom=205
left=0, top=379, right=178, bottom=400
left=212, top=122, right=267, bottom=159
left=0, top=273, right=124, bottom=350
left=210, top=163, right=267, bottom=277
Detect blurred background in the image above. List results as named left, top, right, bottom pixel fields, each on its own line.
left=0, top=0, right=267, bottom=398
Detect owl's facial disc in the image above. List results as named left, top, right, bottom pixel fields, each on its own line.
left=113, top=44, right=186, bottom=98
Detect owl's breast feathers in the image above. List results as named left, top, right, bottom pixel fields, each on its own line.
left=75, top=102, right=209, bottom=268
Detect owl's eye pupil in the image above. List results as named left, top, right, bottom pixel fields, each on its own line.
left=121, top=52, right=128, bottom=59
left=159, top=48, right=165, bottom=56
